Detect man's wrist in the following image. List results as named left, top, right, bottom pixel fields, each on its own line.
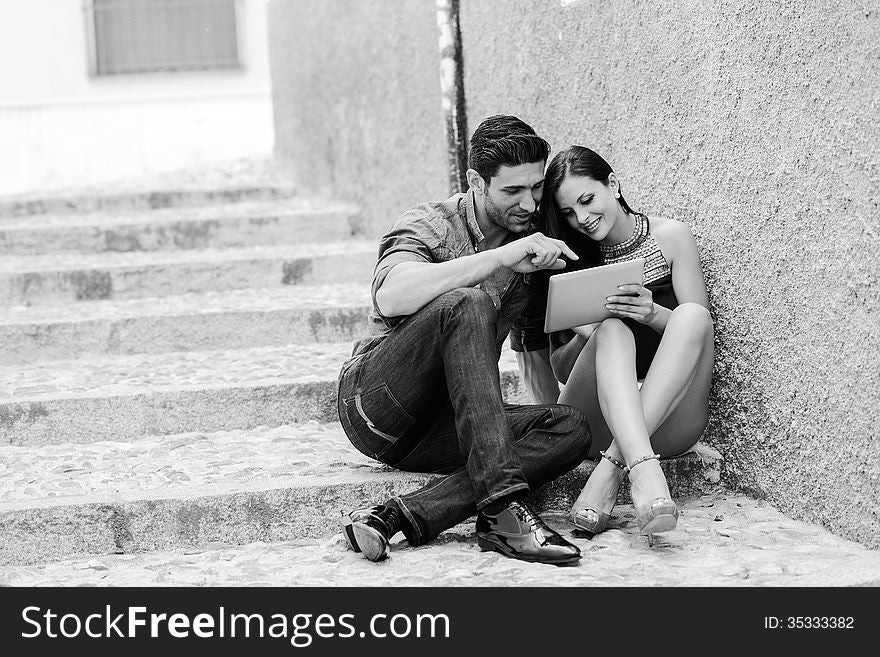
left=485, top=247, right=507, bottom=273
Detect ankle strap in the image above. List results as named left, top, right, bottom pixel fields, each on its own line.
left=626, top=453, right=660, bottom=473
left=599, top=450, right=627, bottom=471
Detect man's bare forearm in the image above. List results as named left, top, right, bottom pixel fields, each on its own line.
left=376, top=251, right=503, bottom=317
left=375, top=231, right=578, bottom=317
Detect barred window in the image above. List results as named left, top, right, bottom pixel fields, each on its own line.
left=85, top=0, right=241, bottom=76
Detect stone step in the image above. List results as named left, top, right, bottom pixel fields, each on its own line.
left=0, top=343, right=527, bottom=445
left=5, top=493, right=878, bottom=586
left=0, top=241, right=376, bottom=306
left=0, top=182, right=298, bottom=219
left=0, top=199, right=360, bottom=255
left=0, top=420, right=723, bottom=566
left=0, top=284, right=372, bottom=365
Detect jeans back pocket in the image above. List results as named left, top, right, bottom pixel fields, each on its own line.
left=341, top=384, right=416, bottom=461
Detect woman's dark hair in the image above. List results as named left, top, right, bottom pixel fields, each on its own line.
left=539, top=145, right=639, bottom=270
left=467, top=115, right=551, bottom=183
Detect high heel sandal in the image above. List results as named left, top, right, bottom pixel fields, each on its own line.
left=569, top=450, right=627, bottom=536
left=627, top=453, right=679, bottom=547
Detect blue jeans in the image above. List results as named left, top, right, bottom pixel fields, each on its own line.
left=337, top=287, right=592, bottom=545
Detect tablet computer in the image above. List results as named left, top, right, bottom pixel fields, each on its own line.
left=543, top=257, right=646, bottom=333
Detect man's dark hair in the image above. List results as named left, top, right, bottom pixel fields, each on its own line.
left=467, top=115, right=551, bottom=184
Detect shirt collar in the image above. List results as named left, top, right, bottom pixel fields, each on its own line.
left=463, top=189, right=486, bottom=251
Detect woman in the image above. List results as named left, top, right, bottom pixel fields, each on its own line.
left=539, top=146, right=714, bottom=545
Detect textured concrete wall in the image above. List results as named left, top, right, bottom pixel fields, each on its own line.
left=461, top=0, right=879, bottom=548
left=267, top=0, right=449, bottom=236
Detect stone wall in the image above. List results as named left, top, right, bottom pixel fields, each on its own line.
left=269, top=0, right=879, bottom=548
left=267, top=0, right=449, bottom=236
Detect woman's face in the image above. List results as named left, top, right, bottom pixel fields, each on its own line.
left=554, top=173, right=625, bottom=243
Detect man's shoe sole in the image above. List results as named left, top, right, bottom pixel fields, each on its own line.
left=339, top=514, right=361, bottom=553
left=339, top=515, right=389, bottom=562
left=476, top=536, right=581, bottom=566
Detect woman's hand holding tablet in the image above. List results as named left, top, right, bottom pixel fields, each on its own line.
left=604, top=283, right=657, bottom=323
left=543, top=258, right=646, bottom=333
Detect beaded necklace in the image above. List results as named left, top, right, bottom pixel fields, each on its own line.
left=598, top=213, right=671, bottom=286
left=598, top=212, right=648, bottom=259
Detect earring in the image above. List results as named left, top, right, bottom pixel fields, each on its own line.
left=615, top=192, right=620, bottom=198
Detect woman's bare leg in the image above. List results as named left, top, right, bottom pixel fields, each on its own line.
left=638, top=303, right=714, bottom=455
left=591, top=318, right=672, bottom=506
left=558, top=332, right=618, bottom=515
left=559, top=303, right=714, bottom=518
left=625, top=303, right=714, bottom=512
left=560, top=317, right=665, bottom=517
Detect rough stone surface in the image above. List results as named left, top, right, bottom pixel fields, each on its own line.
left=0, top=241, right=377, bottom=306
left=268, top=0, right=451, bottom=237
left=2, top=495, right=878, bottom=586
left=0, top=199, right=359, bottom=255
left=0, top=420, right=720, bottom=565
left=0, top=156, right=298, bottom=218
left=0, top=342, right=527, bottom=444
left=0, top=422, right=376, bottom=506
left=0, top=284, right=373, bottom=364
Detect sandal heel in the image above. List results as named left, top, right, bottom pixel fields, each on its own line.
left=627, top=454, right=679, bottom=547
left=567, top=450, right=627, bottom=537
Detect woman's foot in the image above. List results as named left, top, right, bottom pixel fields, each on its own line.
left=627, top=454, right=678, bottom=546
left=569, top=451, right=627, bottom=536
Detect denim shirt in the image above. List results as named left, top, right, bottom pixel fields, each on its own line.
left=349, top=191, right=549, bottom=360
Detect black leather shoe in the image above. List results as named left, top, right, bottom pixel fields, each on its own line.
left=339, top=504, right=401, bottom=562
left=476, top=501, right=581, bottom=566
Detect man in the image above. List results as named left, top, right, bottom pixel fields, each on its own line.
left=336, top=115, right=591, bottom=566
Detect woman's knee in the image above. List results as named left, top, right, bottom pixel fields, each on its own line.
left=672, top=303, right=712, bottom=327
left=670, top=303, right=714, bottom=340
left=594, top=317, right=632, bottom=349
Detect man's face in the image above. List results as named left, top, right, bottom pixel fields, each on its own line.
left=479, top=161, right=546, bottom=234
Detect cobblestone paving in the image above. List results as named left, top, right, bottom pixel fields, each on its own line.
left=2, top=495, right=878, bottom=587
left=0, top=422, right=375, bottom=505
left=0, top=343, right=521, bottom=401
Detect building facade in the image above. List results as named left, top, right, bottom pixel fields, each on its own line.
left=0, top=0, right=274, bottom=196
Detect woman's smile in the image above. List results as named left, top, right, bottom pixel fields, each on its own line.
left=578, top=215, right=602, bottom=233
